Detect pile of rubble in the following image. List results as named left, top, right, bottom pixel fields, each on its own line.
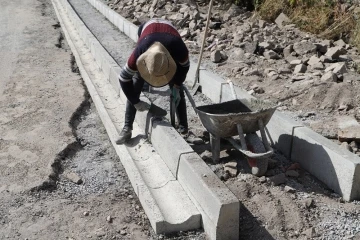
left=107, top=0, right=360, bottom=149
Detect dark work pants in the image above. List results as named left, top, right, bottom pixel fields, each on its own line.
left=124, top=73, right=188, bottom=130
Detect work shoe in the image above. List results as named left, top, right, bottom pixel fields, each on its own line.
left=178, top=125, right=188, bottom=135
left=116, top=127, right=132, bottom=145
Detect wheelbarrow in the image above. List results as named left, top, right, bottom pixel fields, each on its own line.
left=183, top=81, right=277, bottom=177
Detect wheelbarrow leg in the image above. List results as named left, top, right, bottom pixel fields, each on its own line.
left=236, top=124, right=248, bottom=151
left=258, top=119, right=271, bottom=151
left=210, top=134, right=220, bottom=163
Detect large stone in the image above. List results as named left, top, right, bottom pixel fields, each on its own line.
left=268, top=173, right=286, bottom=186
left=338, top=126, right=360, bottom=142
left=314, top=43, right=328, bottom=54
left=259, top=41, right=275, bottom=50
left=294, top=64, right=307, bottom=74
left=180, top=29, right=190, bottom=38
left=263, top=50, right=280, bottom=60
left=312, top=62, right=325, bottom=70
left=211, top=50, right=222, bottom=63
left=307, top=55, right=321, bottom=66
left=332, top=62, right=347, bottom=75
left=293, top=42, right=317, bottom=55
left=321, top=72, right=337, bottom=82
left=325, top=46, right=347, bottom=59
left=283, top=45, right=293, bottom=58
left=189, top=20, right=197, bottom=31
left=275, top=13, right=291, bottom=28
left=290, top=59, right=302, bottom=67
left=242, top=42, right=257, bottom=54
left=320, top=55, right=332, bottom=63
left=334, top=39, right=346, bottom=48
left=338, top=55, right=352, bottom=62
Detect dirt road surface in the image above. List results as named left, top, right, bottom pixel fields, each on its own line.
left=0, top=0, right=153, bottom=239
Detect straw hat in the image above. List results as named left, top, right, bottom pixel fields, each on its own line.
left=136, top=42, right=177, bottom=87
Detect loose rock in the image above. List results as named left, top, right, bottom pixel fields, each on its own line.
left=325, top=46, right=347, bottom=59
left=268, top=173, right=286, bottom=186
left=211, top=50, right=221, bottom=63
left=264, top=50, right=280, bottom=60
left=66, top=172, right=83, bottom=184
left=294, top=64, right=307, bottom=74
left=321, top=72, right=337, bottom=82
left=286, top=170, right=300, bottom=178
left=224, top=160, right=238, bottom=177
left=293, top=42, right=317, bottom=55
left=284, top=185, right=296, bottom=193
left=275, top=13, right=291, bottom=28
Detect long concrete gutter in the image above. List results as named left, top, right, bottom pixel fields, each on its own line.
left=84, top=0, right=360, bottom=201
left=52, top=0, right=240, bottom=239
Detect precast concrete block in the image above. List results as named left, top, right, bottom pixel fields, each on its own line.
left=221, top=81, right=254, bottom=103
left=137, top=184, right=167, bottom=233
left=149, top=120, right=194, bottom=176
left=90, top=41, right=106, bottom=70
left=199, top=69, right=223, bottom=103
left=135, top=155, right=176, bottom=189
left=129, top=23, right=139, bottom=42
left=123, top=20, right=131, bottom=37
left=150, top=182, right=201, bottom=233
left=114, top=14, right=124, bottom=32
left=108, top=9, right=116, bottom=25
left=292, top=126, right=360, bottom=201
left=100, top=53, right=118, bottom=81
left=177, top=152, right=240, bottom=240
left=100, top=2, right=106, bottom=15
left=267, top=111, right=304, bottom=158
left=109, top=66, right=121, bottom=95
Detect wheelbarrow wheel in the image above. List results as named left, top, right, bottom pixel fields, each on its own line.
left=245, top=133, right=268, bottom=177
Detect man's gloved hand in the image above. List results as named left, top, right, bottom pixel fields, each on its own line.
left=171, top=86, right=181, bottom=108
left=134, top=100, right=151, bottom=111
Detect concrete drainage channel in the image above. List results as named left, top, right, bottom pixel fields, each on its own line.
left=52, top=0, right=360, bottom=238
left=51, top=0, right=239, bottom=239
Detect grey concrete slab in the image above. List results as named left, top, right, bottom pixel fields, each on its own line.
left=150, top=120, right=195, bottom=176
left=109, top=66, right=121, bottom=96
left=129, top=23, right=139, bottom=42
left=123, top=19, right=130, bottom=37
left=113, top=13, right=124, bottom=32
left=292, top=126, right=360, bottom=201
left=267, top=112, right=304, bottom=158
left=178, top=152, right=240, bottom=240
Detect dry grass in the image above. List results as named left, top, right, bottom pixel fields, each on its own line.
left=290, top=3, right=333, bottom=34
left=257, top=0, right=289, bottom=22
left=256, top=0, right=358, bottom=43
left=350, top=9, right=360, bottom=50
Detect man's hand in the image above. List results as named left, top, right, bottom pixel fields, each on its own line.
left=134, top=100, right=151, bottom=111
left=171, top=86, right=181, bottom=108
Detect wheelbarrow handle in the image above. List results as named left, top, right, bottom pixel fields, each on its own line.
left=183, top=86, right=198, bottom=114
